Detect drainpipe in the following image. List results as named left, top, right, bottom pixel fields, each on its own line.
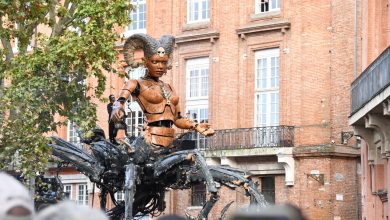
left=354, top=0, right=360, bottom=218
left=355, top=157, right=360, bottom=220
left=354, top=0, right=358, bottom=79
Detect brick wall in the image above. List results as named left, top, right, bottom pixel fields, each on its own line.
left=51, top=0, right=364, bottom=219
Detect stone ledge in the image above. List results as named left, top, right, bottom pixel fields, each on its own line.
left=250, top=11, right=281, bottom=20
left=293, top=145, right=360, bottom=158
left=236, top=19, right=290, bottom=37
left=182, top=21, right=210, bottom=32
left=175, top=30, right=220, bottom=44
left=203, top=147, right=293, bottom=158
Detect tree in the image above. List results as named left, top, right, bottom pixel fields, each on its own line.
left=0, top=0, right=132, bottom=177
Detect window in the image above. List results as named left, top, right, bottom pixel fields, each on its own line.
left=126, top=0, right=146, bottom=36
left=186, top=57, right=209, bottom=100
left=187, top=108, right=208, bottom=149
left=188, top=108, right=208, bottom=123
left=125, top=67, right=145, bottom=137
left=255, top=0, right=280, bottom=14
left=191, top=182, right=206, bottom=206
left=186, top=58, right=209, bottom=149
left=125, top=66, right=146, bottom=80
left=64, top=184, right=72, bottom=200
left=254, top=48, right=279, bottom=127
left=126, top=110, right=144, bottom=137
left=67, top=121, right=82, bottom=148
left=261, top=176, right=275, bottom=204
left=254, top=49, right=279, bottom=146
left=187, top=0, right=210, bottom=23
left=115, top=191, right=125, bottom=202
left=76, top=184, right=88, bottom=205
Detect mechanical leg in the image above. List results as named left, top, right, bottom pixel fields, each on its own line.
left=100, top=188, right=107, bottom=210
left=192, top=151, right=217, bottom=193
left=197, top=192, right=219, bottom=220
left=154, top=150, right=217, bottom=193
left=124, top=164, right=137, bottom=220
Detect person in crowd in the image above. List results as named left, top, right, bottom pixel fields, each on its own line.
left=0, top=172, right=35, bottom=220
left=157, top=214, right=187, bottom=220
left=107, top=94, right=118, bottom=144
left=34, top=201, right=108, bottom=220
left=230, top=203, right=308, bottom=220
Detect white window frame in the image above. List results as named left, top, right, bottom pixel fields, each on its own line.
left=64, top=184, right=72, bottom=200
left=187, top=106, right=209, bottom=123
left=187, top=0, right=210, bottom=24
left=115, top=191, right=125, bottom=202
left=67, top=121, right=82, bottom=148
left=125, top=0, right=147, bottom=37
left=186, top=57, right=209, bottom=101
left=186, top=106, right=209, bottom=149
left=125, top=67, right=145, bottom=137
left=125, top=107, right=144, bottom=137
left=255, top=0, right=280, bottom=14
left=186, top=57, right=210, bottom=149
left=76, top=184, right=88, bottom=205
left=254, top=48, right=280, bottom=127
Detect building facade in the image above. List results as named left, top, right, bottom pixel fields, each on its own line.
left=349, top=1, right=390, bottom=220
left=55, top=1, right=367, bottom=220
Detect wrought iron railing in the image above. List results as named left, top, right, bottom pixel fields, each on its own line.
left=180, top=126, right=294, bottom=150
left=351, top=46, right=390, bottom=114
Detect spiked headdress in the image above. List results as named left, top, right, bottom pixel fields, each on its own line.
left=123, top=33, right=175, bottom=69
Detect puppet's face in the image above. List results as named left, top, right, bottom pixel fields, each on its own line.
left=144, top=54, right=169, bottom=79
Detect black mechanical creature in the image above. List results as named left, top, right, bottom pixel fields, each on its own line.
left=49, top=33, right=267, bottom=219
left=49, top=129, right=267, bottom=220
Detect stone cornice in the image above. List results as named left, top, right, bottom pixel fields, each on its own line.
left=236, top=19, right=290, bottom=38
left=175, top=30, right=220, bottom=44
left=293, top=145, right=361, bottom=158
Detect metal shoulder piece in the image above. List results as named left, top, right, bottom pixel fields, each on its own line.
left=118, top=80, right=140, bottom=103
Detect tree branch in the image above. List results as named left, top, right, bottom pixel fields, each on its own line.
left=48, top=0, right=57, bottom=27
left=63, top=0, right=71, bottom=11
left=0, top=18, right=14, bottom=62
left=51, top=1, right=78, bottom=37
left=15, top=20, right=27, bottom=54
left=61, top=2, right=78, bottom=29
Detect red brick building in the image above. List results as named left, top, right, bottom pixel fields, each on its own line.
left=53, top=1, right=368, bottom=219
left=349, top=1, right=390, bottom=220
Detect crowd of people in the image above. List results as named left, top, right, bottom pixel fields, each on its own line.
left=0, top=172, right=188, bottom=220
left=0, top=172, right=307, bottom=220
left=0, top=172, right=108, bottom=220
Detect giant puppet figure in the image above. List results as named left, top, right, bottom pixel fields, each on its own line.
left=50, top=34, right=267, bottom=220
left=110, top=34, right=214, bottom=148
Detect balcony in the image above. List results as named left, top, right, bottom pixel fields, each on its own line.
left=181, top=126, right=294, bottom=151
left=351, top=46, right=390, bottom=115
left=179, top=126, right=295, bottom=185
